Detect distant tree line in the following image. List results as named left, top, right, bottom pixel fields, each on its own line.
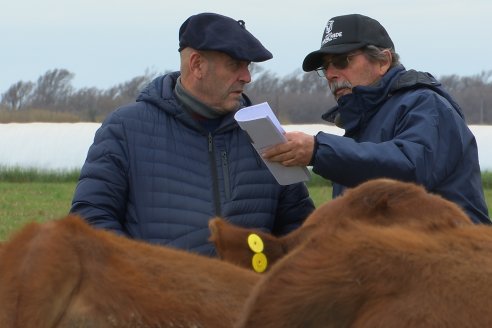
left=0, top=68, right=160, bottom=122
left=1, top=67, right=491, bottom=124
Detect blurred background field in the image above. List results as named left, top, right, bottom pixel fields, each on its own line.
left=1, top=169, right=491, bottom=241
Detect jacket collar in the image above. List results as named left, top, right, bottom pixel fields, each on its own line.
left=322, top=65, right=405, bottom=136
left=174, top=77, right=223, bottom=119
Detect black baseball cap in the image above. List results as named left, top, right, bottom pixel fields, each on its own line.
left=302, top=14, right=394, bottom=71
left=178, top=12, right=273, bottom=63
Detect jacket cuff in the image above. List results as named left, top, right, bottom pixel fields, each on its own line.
left=308, top=135, right=318, bottom=166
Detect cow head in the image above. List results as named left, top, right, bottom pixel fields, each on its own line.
left=209, top=218, right=299, bottom=273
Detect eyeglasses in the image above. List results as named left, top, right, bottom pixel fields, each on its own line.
left=315, top=52, right=363, bottom=77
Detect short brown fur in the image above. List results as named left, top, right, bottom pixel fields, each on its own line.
left=236, top=219, right=492, bottom=327
left=0, top=215, right=259, bottom=328
left=210, top=179, right=473, bottom=271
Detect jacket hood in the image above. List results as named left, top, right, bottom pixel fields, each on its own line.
left=136, top=72, right=182, bottom=115
left=389, top=69, right=464, bottom=119
left=322, top=65, right=405, bottom=135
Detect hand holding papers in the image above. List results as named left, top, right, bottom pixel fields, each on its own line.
left=234, top=102, right=310, bottom=185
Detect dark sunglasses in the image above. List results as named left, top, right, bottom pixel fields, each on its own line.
left=315, top=52, right=363, bottom=77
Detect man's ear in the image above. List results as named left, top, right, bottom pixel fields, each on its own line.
left=379, top=49, right=392, bottom=74
left=188, top=51, right=207, bottom=79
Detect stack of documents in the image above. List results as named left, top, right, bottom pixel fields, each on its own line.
left=234, top=102, right=310, bottom=185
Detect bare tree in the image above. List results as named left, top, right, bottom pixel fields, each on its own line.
left=441, top=71, right=492, bottom=124
left=67, top=87, right=103, bottom=121
left=29, top=69, right=74, bottom=110
left=0, top=81, right=34, bottom=111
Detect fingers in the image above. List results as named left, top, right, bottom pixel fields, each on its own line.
left=262, top=143, right=289, bottom=160
left=262, top=148, right=306, bottom=167
left=261, top=132, right=315, bottom=167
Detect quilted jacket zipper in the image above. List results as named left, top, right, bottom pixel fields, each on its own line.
left=208, top=133, right=222, bottom=216
left=221, top=150, right=231, bottom=200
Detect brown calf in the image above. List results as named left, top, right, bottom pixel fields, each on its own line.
left=0, top=215, right=259, bottom=328
left=236, top=219, right=492, bottom=327
left=210, top=178, right=473, bottom=272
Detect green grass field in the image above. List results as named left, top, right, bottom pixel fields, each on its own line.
left=0, top=170, right=491, bottom=241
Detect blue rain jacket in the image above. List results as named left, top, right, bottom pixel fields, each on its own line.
left=313, top=65, right=489, bottom=224
left=71, top=72, right=314, bottom=255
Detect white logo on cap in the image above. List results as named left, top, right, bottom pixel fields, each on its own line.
left=321, top=20, right=342, bottom=45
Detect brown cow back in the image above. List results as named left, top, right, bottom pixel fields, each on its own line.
left=211, top=179, right=473, bottom=272
left=0, top=215, right=259, bottom=328
left=237, top=221, right=492, bottom=327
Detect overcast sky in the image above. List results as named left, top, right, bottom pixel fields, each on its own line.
left=2, top=0, right=491, bottom=93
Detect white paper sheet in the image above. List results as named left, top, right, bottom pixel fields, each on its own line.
left=234, top=102, right=310, bottom=185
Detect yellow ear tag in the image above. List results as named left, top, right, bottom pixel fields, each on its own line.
left=247, top=233, right=264, bottom=253
left=252, top=252, right=268, bottom=273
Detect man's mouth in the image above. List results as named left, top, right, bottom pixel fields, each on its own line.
left=334, top=87, right=350, bottom=98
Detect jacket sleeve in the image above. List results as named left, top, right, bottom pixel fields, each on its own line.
left=70, top=112, right=130, bottom=236
left=272, top=182, right=315, bottom=236
left=312, top=90, right=467, bottom=191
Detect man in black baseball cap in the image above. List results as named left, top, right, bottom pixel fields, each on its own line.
left=70, top=12, right=314, bottom=259
left=302, top=14, right=394, bottom=71
left=262, top=13, right=489, bottom=225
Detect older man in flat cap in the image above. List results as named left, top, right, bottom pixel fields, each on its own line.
left=70, top=12, right=314, bottom=256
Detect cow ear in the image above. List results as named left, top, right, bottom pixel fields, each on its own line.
left=209, top=217, right=245, bottom=258
left=209, top=217, right=280, bottom=271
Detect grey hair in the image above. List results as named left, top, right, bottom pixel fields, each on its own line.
left=363, top=45, right=400, bottom=68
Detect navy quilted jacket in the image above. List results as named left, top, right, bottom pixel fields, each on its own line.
left=70, top=72, right=314, bottom=256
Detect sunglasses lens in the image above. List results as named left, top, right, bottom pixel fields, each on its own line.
left=320, top=52, right=359, bottom=73
left=332, top=55, right=349, bottom=69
